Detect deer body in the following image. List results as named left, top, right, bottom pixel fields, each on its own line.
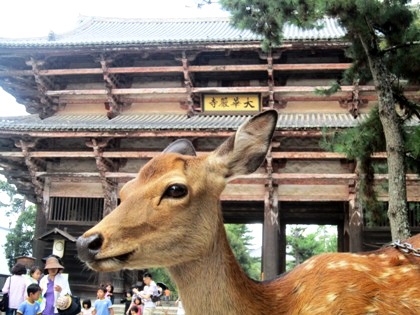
left=77, top=110, right=420, bottom=314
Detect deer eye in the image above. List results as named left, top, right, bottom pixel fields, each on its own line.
left=163, top=184, right=188, bottom=199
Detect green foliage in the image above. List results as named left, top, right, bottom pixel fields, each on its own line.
left=148, top=267, right=176, bottom=295
left=1, top=178, right=36, bottom=269
left=225, top=224, right=261, bottom=280
left=0, top=180, right=25, bottom=218
left=286, top=225, right=337, bottom=271
left=321, top=106, right=386, bottom=159
left=220, top=0, right=324, bottom=50
left=221, top=0, right=420, bottom=104
left=321, top=105, right=420, bottom=225
left=315, top=82, right=342, bottom=96
left=405, top=125, right=420, bottom=174
left=321, top=107, right=386, bottom=225
left=4, top=205, right=36, bottom=269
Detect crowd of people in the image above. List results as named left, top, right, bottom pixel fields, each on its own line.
left=2, top=262, right=184, bottom=315
left=1, top=256, right=71, bottom=315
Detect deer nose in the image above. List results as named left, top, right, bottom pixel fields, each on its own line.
left=76, top=233, right=104, bottom=262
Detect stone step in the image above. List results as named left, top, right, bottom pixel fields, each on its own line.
left=154, top=306, right=179, bottom=315
left=112, top=303, right=178, bottom=315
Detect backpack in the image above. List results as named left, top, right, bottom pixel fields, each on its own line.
left=150, top=287, right=161, bottom=303
left=0, top=293, right=9, bottom=312
left=151, top=292, right=161, bottom=303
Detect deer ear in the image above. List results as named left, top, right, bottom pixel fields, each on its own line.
left=163, top=139, right=197, bottom=156
left=211, top=110, right=278, bottom=178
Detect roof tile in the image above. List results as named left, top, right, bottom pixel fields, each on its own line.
left=2, top=112, right=416, bottom=133
left=0, top=16, right=346, bottom=47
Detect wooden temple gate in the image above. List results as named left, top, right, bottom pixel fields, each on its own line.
left=0, top=16, right=419, bottom=297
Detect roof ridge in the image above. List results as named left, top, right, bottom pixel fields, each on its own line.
left=78, top=15, right=231, bottom=23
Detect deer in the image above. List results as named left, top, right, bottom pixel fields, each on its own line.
left=77, top=110, right=420, bottom=314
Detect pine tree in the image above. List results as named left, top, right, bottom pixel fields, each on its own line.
left=219, top=0, right=420, bottom=240
left=225, top=224, right=261, bottom=280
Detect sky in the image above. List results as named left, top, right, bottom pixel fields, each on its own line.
left=0, top=0, right=229, bottom=116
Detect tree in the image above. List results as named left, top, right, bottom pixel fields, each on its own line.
left=286, top=225, right=337, bottom=271
left=219, top=0, right=420, bottom=240
left=4, top=205, right=36, bottom=269
left=225, top=224, right=261, bottom=280
left=0, top=178, right=36, bottom=269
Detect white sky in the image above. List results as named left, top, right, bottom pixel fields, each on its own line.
left=0, top=0, right=229, bottom=116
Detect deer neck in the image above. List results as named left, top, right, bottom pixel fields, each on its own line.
left=167, top=223, right=261, bottom=315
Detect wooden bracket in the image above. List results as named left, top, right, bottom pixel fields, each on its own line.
left=339, top=81, right=368, bottom=118
left=86, top=138, right=119, bottom=214
left=15, top=139, right=44, bottom=203
left=26, top=57, right=59, bottom=118
left=97, top=54, right=129, bottom=119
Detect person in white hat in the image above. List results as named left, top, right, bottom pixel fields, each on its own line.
left=39, top=256, right=71, bottom=315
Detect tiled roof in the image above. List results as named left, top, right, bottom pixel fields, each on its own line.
left=2, top=112, right=414, bottom=133
left=0, top=16, right=346, bottom=48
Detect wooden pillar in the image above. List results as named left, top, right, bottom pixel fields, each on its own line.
left=262, top=147, right=280, bottom=280
left=262, top=191, right=280, bottom=280
left=349, top=166, right=363, bottom=252
left=33, top=202, right=47, bottom=265
left=348, top=196, right=363, bottom=252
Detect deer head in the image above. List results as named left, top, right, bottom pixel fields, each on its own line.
left=77, top=110, right=278, bottom=271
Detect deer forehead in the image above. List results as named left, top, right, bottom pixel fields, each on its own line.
left=143, top=153, right=203, bottom=175
left=120, top=153, right=221, bottom=199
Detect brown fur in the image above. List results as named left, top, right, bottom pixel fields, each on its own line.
left=77, top=110, right=420, bottom=314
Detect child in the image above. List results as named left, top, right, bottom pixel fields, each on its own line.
left=17, top=283, right=42, bottom=315
left=104, top=284, right=114, bottom=304
left=25, top=266, right=43, bottom=303
left=121, top=291, right=132, bottom=314
left=130, top=305, right=141, bottom=315
left=80, top=299, right=93, bottom=315
left=92, top=287, right=114, bottom=315
left=132, top=297, right=142, bottom=315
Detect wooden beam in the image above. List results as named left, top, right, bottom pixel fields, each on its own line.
left=45, top=85, right=377, bottom=96
left=0, top=63, right=352, bottom=77
left=34, top=171, right=420, bottom=182
left=0, top=130, right=236, bottom=138
left=0, top=151, right=388, bottom=159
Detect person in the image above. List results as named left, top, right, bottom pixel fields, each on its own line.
left=92, top=287, right=113, bottom=315
left=138, top=273, right=158, bottom=315
left=26, top=267, right=43, bottom=285
left=80, top=300, right=93, bottom=315
left=2, top=263, right=28, bottom=315
left=25, top=267, right=43, bottom=302
left=175, top=297, right=184, bottom=315
left=17, top=284, right=42, bottom=315
left=162, top=289, right=170, bottom=303
left=125, top=285, right=141, bottom=315
left=39, top=256, right=71, bottom=315
left=129, top=305, right=140, bottom=315
left=104, top=285, right=114, bottom=305
left=131, top=298, right=141, bottom=315
left=120, top=291, right=132, bottom=315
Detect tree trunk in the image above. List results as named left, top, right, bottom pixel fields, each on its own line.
left=359, top=35, right=410, bottom=241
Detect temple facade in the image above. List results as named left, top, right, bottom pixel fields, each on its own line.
left=0, top=16, right=419, bottom=297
